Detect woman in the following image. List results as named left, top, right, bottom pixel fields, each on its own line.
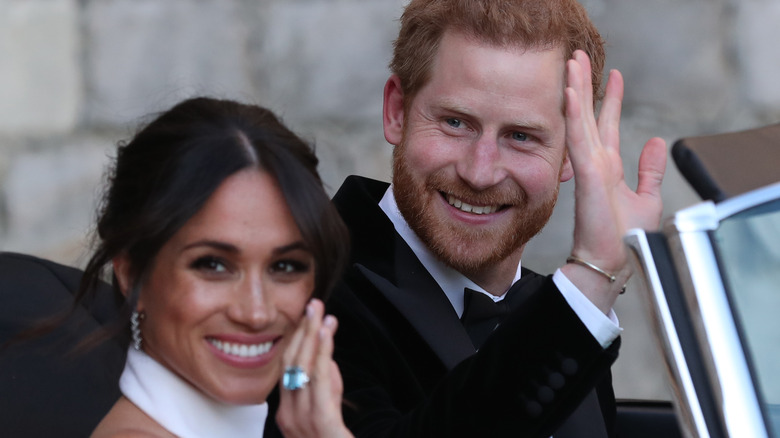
left=77, top=97, right=353, bottom=437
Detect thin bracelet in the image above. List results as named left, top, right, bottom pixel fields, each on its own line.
left=566, top=256, right=616, bottom=283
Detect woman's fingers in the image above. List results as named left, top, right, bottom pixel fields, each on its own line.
left=282, top=301, right=312, bottom=368
left=313, top=316, right=338, bottom=408
left=292, top=299, right=325, bottom=379
left=277, top=302, right=353, bottom=438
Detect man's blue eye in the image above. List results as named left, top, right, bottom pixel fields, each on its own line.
left=446, top=118, right=462, bottom=128
left=512, top=132, right=528, bottom=141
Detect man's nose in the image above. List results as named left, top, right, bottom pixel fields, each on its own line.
left=456, top=136, right=506, bottom=190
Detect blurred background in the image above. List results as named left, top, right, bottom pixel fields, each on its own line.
left=2, top=0, right=780, bottom=402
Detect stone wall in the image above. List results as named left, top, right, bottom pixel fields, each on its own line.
left=2, top=0, right=780, bottom=402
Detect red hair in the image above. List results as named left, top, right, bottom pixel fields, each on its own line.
left=390, top=0, right=605, bottom=109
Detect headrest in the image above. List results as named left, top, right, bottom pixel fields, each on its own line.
left=672, top=123, right=780, bottom=202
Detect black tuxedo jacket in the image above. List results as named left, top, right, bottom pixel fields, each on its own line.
left=327, top=176, right=620, bottom=438
left=0, top=252, right=127, bottom=437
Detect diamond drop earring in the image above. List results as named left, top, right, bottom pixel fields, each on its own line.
left=131, top=310, right=145, bottom=350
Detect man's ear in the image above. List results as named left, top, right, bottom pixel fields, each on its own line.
left=560, top=150, right=574, bottom=182
left=113, top=254, right=143, bottom=311
left=383, top=74, right=405, bottom=146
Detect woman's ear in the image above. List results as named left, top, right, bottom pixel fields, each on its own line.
left=113, top=254, right=143, bottom=310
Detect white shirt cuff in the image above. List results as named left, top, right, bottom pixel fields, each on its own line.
left=552, top=269, right=622, bottom=348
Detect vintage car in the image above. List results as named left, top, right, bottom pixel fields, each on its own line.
left=2, top=123, right=776, bottom=437
left=627, top=123, right=780, bottom=437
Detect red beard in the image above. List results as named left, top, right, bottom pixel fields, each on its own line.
left=392, top=140, right=559, bottom=277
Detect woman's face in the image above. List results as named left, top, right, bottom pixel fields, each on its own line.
left=121, top=169, right=315, bottom=405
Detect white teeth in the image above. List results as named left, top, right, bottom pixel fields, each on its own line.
left=209, top=338, right=272, bottom=358
left=446, top=194, right=498, bottom=215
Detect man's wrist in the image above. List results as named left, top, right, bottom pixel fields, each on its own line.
left=566, top=256, right=627, bottom=295
left=552, top=269, right=622, bottom=348
left=560, top=259, right=629, bottom=314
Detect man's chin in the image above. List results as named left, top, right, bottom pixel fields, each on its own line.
left=427, top=235, right=515, bottom=276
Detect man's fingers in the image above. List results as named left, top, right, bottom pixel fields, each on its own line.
left=566, top=51, right=601, bottom=160
left=597, top=69, right=624, bottom=153
left=573, top=50, right=594, bottom=112
left=635, top=137, right=667, bottom=200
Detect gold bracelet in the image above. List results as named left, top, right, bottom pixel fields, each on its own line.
left=566, top=256, right=616, bottom=283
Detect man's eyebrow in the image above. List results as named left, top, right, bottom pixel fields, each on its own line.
left=431, top=98, right=473, bottom=116
left=508, top=119, right=550, bottom=133
left=433, top=98, right=552, bottom=132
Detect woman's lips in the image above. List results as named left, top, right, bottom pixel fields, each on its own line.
left=205, top=335, right=281, bottom=368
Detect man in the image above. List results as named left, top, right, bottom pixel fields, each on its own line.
left=327, top=0, right=667, bottom=436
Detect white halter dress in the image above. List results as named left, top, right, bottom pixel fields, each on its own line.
left=119, top=348, right=268, bottom=437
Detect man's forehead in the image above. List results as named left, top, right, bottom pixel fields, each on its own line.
left=442, top=28, right=567, bottom=63
left=431, top=30, right=567, bottom=91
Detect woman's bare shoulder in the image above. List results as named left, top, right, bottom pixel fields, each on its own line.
left=91, top=396, right=176, bottom=438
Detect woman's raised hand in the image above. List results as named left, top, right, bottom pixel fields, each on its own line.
left=276, top=299, right=354, bottom=438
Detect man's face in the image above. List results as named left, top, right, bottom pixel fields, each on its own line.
left=385, top=31, right=573, bottom=279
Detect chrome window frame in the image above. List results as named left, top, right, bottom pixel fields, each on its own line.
left=626, top=181, right=780, bottom=438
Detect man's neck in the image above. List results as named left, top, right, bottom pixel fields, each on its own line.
left=465, top=249, right=524, bottom=296
left=380, top=185, right=525, bottom=299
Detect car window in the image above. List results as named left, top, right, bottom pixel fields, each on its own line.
left=714, top=197, right=780, bottom=436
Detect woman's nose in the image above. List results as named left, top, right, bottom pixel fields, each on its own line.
left=227, top=275, right=275, bottom=329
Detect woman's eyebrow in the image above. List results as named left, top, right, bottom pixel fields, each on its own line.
left=181, top=240, right=239, bottom=253
left=180, top=240, right=310, bottom=255
left=272, top=241, right=310, bottom=256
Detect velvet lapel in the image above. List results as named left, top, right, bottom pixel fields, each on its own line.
left=333, top=176, right=475, bottom=369
left=354, top=244, right=475, bottom=369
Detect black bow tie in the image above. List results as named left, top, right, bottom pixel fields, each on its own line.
left=461, top=288, right=508, bottom=350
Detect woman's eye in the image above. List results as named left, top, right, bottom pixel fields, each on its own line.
left=511, top=131, right=528, bottom=142
left=270, top=260, right=310, bottom=275
left=445, top=118, right=463, bottom=129
left=191, top=256, right=228, bottom=273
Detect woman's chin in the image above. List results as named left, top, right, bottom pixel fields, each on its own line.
left=209, top=380, right=276, bottom=406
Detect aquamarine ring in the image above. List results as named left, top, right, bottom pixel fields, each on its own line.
left=282, top=366, right=310, bottom=391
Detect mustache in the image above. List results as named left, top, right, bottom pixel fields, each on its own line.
left=426, top=171, right=526, bottom=207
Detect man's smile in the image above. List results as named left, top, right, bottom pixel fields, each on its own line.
left=443, top=192, right=506, bottom=215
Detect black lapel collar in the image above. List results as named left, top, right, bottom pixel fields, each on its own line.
left=333, top=176, right=475, bottom=369
left=333, top=176, right=397, bottom=280
left=354, top=262, right=475, bottom=370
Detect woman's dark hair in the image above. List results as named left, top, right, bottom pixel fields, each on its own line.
left=80, top=97, right=350, bottom=335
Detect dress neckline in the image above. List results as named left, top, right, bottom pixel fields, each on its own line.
left=120, top=348, right=268, bottom=437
